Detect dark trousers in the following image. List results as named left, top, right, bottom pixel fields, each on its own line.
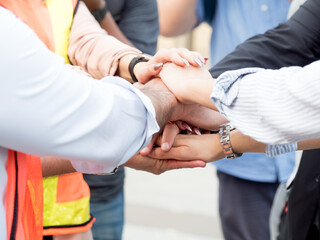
left=217, top=171, right=279, bottom=240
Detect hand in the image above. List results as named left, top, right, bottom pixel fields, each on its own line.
left=137, top=82, right=228, bottom=155
left=148, top=134, right=225, bottom=163
left=159, top=63, right=216, bottom=110
left=135, top=48, right=206, bottom=84
left=122, top=153, right=206, bottom=175
left=170, top=104, right=228, bottom=130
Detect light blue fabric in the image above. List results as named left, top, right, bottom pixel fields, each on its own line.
left=197, top=0, right=295, bottom=182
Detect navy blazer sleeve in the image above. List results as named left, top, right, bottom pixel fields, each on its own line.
left=210, top=0, right=320, bottom=78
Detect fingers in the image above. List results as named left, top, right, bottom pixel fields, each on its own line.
left=176, top=48, right=206, bottom=67
left=161, top=122, right=180, bottom=151
left=151, top=48, right=205, bottom=68
left=149, top=146, right=189, bottom=160
left=140, top=133, right=159, bottom=156
left=163, top=160, right=206, bottom=172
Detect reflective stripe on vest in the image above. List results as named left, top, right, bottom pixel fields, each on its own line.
left=42, top=173, right=93, bottom=235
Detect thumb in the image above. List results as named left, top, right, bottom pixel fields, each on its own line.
left=137, top=63, right=163, bottom=84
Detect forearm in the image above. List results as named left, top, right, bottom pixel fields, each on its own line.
left=158, top=0, right=198, bottom=37
left=211, top=62, right=320, bottom=145
left=99, top=12, right=134, bottom=47
left=0, top=10, right=161, bottom=174
left=135, top=79, right=178, bottom=129
left=228, top=132, right=320, bottom=158
left=41, top=157, right=76, bottom=177
left=68, top=2, right=141, bottom=79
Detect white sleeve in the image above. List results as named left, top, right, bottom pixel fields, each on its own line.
left=211, top=61, right=320, bottom=148
left=0, top=7, right=159, bottom=173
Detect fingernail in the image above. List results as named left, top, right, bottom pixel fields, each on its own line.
left=194, top=58, right=203, bottom=67
left=162, top=143, right=169, bottom=151
left=204, top=57, right=209, bottom=62
left=186, top=125, right=193, bottom=132
left=182, top=58, right=190, bottom=67
left=200, top=56, right=206, bottom=63
left=194, top=128, right=201, bottom=135
left=140, top=147, right=148, bottom=154
left=154, top=63, right=163, bottom=71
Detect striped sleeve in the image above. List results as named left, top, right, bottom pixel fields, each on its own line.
left=211, top=61, right=320, bottom=156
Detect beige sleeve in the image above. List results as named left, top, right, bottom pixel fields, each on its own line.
left=68, top=1, right=141, bottom=79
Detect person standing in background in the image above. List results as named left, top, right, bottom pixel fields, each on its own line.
left=82, top=1, right=159, bottom=239
left=158, top=0, right=295, bottom=239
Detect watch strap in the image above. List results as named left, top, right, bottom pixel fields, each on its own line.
left=219, top=124, right=243, bottom=159
left=128, top=56, right=148, bottom=83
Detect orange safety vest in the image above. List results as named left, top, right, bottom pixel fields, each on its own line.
left=5, top=151, right=43, bottom=240
left=1, top=0, right=94, bottom=238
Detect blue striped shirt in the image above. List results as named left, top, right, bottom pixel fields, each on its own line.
left=211, top=61, right=320, bottom=156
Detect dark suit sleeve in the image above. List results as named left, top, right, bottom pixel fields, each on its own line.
left=210, top=0, right=320, bottom=78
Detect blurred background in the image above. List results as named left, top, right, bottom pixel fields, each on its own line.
left=123, top=24, right=224, bottom=240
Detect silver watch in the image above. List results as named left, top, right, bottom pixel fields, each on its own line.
left=219, top=124, right=243, bottom=159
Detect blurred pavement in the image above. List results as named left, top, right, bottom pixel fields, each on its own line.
left=123, top=165, right=224, bottom=240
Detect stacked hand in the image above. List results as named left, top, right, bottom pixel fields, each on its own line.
left=125, top=52, right=229, bottom=175
left=134, top=48, right=207, bottom=84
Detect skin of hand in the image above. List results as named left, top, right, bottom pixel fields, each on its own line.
left=149, top=133, right=225, bottom=163
left=137, top=78, right=228, bottom=155
left=133, top=48, right=206, bottom=84
left=41, top=156, right=76, bottom=177
left=148, top=130, right=266, bottom=163
left=122, top=153, right=206, bottom=175
left=159, top=63, right=217, bottom=110
left=134, top=78, right=179, bottom=129
left=41, top=153, right=206, bottom=176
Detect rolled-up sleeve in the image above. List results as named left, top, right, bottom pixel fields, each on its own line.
left=210, top=61, right=320, bottom=156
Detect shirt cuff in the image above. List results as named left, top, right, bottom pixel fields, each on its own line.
left=71, top=77, right=159, bottom=174
left=102, top=77, right=160, bottom=152
left=210, top=67, right=263, bottom=112
left=265, top=143, right=298, bottom=157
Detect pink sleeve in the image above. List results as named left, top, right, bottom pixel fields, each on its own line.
left=68, top=2, right=141, bottom=79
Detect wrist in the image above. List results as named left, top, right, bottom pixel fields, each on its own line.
left=186, top=77, right=217, bottom=110
left=219, top=124, right=243, bottom=159
left=135, top=79, right=178, bottom=129
left=209, top=134, right=226, bottom=162
left=118, top=54, right=142, bottom=82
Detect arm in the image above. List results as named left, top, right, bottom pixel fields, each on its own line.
left=69, top=2, right=204, bottom=83
left=0, top=7, right=184, bottom=174
left=148, top=131, right=320, bottom=163
left=158, top=0, right=199, bottom=37
left=41, top=153, right=206, bottom=176
left=68, top=1, right=141, bottom=80
left=82, top=0, right=134, bottom=47
left=99, top=11, right=134, bottom=47
left=41, top=157, right=76, bottom=177
left=110, top=0, right=159, bottom=55
left=160, top=60, right=320, bottom=145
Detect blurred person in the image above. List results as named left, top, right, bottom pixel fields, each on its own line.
left=0, top=1, right=208, bottom=239
left=158, top=0, right=295, bottom=239
left=81, top=0, right=159, bottom=239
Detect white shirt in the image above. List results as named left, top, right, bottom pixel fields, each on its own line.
left=0, top=7, right=159, bottom=238
left=211, top=60, right=320, bottom=156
